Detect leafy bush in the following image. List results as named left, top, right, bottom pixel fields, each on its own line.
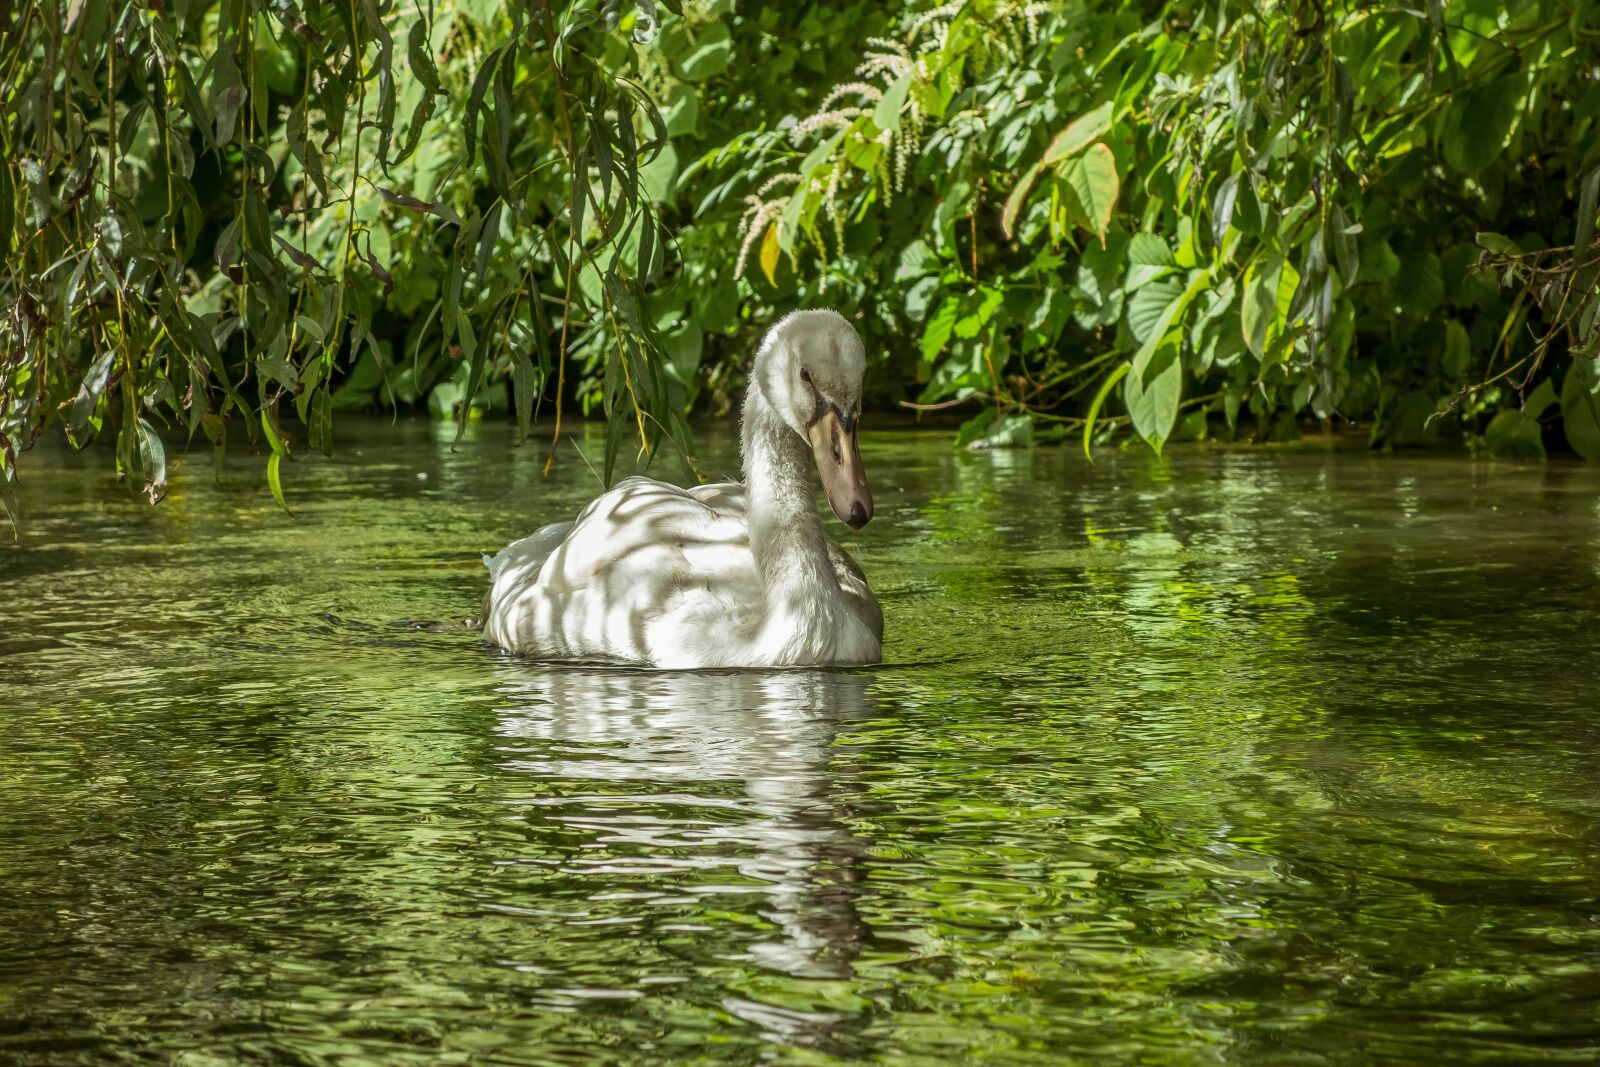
left=4, top=0, right=1600, bottom=532
left=691, top=0, right=1600, bottom=458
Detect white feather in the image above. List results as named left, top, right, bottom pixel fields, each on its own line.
left=480, top=311, right=882, bottom=668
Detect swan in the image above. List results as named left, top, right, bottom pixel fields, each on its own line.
left=479, top=309, right=882, bottom=668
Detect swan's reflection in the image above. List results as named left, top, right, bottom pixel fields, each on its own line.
left=491, top=666, right=874, bottom=1042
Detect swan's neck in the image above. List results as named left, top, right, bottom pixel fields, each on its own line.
left=741, top=389, right=837, bottom=598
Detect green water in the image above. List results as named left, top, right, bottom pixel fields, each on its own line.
left=3, top=419, right=1598, bottom=1064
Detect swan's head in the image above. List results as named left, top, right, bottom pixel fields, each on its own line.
left=755, top=309, right=873, bottom=530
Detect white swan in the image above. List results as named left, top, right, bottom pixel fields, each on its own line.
left=479, top=309, right=882, bottom=668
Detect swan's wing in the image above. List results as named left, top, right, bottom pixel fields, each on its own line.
left=687, top=480, right=747, bottom=516
left=484, top=520, right=574, bottom=582
left=482, top=477, right=757, bottom=662
left=826, top=537, right=883, bottom=644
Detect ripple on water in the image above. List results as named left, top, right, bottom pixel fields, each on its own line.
left=2, top=420, right=1598, bottom=1063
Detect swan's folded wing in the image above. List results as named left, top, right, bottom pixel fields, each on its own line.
left=827, top=537, right=883, bottom=642
left=483, top=476, right=758, bottom=661
left=686, top=480, right=747, bottom=518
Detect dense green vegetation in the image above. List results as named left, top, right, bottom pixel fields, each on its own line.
left=4, top=0, right=1600, bottom=528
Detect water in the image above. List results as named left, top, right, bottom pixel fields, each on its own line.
left=3, top=418, right=1598, bottom=1064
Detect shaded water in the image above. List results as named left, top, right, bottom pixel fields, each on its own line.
left=3, top=419, right=1599, bottom=1064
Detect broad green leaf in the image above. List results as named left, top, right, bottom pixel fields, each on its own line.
left=1059, top=143, right=1118, bottom=243
left=1561, top=357, right=1600, bottom=461
left=662, top=320, right=704, bottom=384
left=1125, top=343, right=1182, bottom=454
left=1128, top=233, right=1178, bottom=267
left=1126, top=232, right=1178, bottom=289
left=1443, top=75, right=1522, bottom=177
left=1524, top=378, right=1557, bottom=419
left=953, top=288, right=1003, bottom=340
left=677, top=22, right=732, bottom=81
left=664, top=81, right=699, bottom=137
left=1128, top=268, right=1208, bottom=370
left=1241, top=254, right=1299, bottom=360
left=1475, top=232, right=1520, bottom=256
left=873, top=73, right=913, bottom=132
left=1043, top=102, right=1113, bottom=163
left=1442, top=320, right=1471, bottom=378
left=922, top=297, right=960, bottom=362
left=1484, top=408, right=1545, bottom=459
left=639, top=143, right=679, bottom=202
left=1127, top=277, right=1186, bottom=344
left=1232, top=176, right=1262, bottom=235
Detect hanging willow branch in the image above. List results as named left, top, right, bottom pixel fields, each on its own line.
left=0, top=0, right=684, bottom=533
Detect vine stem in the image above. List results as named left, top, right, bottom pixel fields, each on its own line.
left=541, top=2, right=577, bottom=479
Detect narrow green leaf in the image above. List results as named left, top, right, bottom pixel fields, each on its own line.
left=510, top=346, right=535, bottom=443
left=1083, top=362, right=1131, bottom=462
left=0, top=158, right=14, bottom=255
left=1211, top=172, right=1238, bottom=247
left=0, top=441, right=18, bottom=538
left=464, top=47, right=504, bottom=167
left=1573, top=166, right=1600, bottom=300
left=210, top=47, right=243, bottom=145
left=135, top=418, right=167, bottom=504
left=1329, top=203, right=1361, bottom=287
left=921, top=297, right=960, bottom=361
left=266, top=452, right=291, bottom=512
left=407, top=18, right=441, bottom=94
left=1001, top=162, right=1044, bottom=240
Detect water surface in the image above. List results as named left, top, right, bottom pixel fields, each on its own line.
left=3, top=420, right=1598, bottom=1063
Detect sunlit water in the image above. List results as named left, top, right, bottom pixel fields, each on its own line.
left=3, top=418, right=1598, bottom=1064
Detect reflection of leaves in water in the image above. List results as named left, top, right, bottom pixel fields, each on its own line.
left=2, top=423, right=1599, bottom=1060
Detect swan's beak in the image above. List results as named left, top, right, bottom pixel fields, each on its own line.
left=807, top=410, right=873, bottom=529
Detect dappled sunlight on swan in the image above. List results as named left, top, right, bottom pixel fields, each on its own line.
left=480, top=310, right=882, bottom=667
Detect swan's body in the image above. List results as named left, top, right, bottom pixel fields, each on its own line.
left=480, top=310, right=882, bottom=668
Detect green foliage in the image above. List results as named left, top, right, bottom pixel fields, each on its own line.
left=1, top=0, right=684, bottom=530
left=6, top=0, right=1600, bottom=531
left=694, top=0, right=1600, bottom=459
